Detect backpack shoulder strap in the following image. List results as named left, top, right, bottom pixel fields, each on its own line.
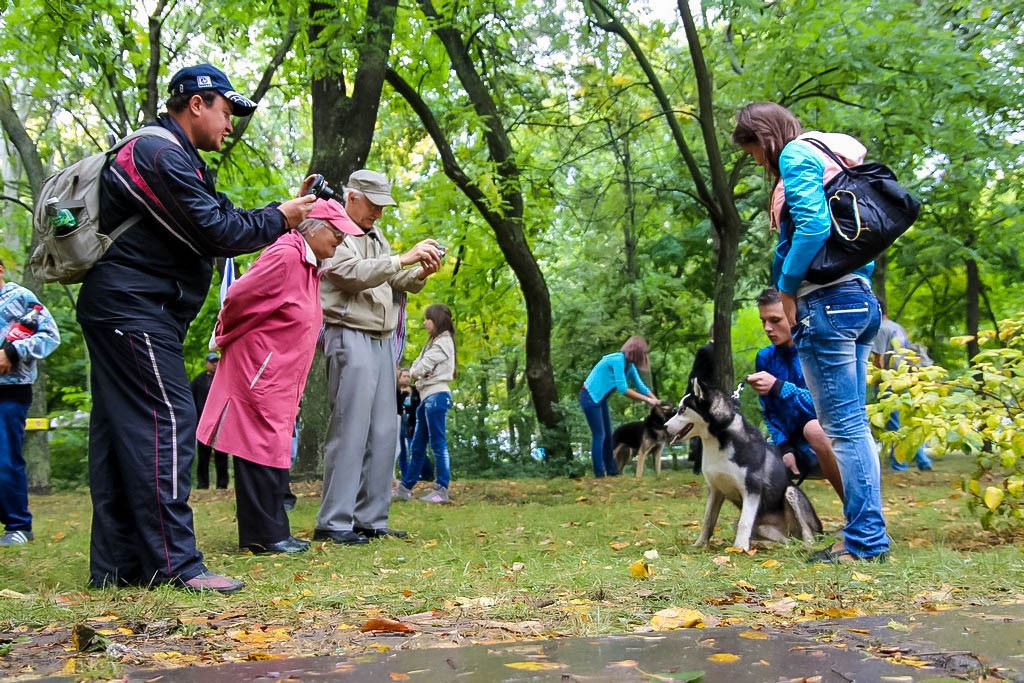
left=106, top=127, right=183, bottom=239
left=800, top=137, right=850, bottom=171
left=109, top=126, right=182, bottom=153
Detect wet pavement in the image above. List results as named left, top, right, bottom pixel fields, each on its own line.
left=47, top=603, right=1024, bottom=681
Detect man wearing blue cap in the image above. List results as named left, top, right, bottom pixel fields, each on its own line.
left=77, top=64, right=316, bottom=593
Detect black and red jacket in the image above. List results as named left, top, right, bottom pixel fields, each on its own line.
left=77, top=115, right=286, bottom=340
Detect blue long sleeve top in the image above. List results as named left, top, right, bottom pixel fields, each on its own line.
left=583, top=352, right=651, bottom=403
left=773, top=139, right=874, bottom=294
left=755, top=343, right=816, bottom=455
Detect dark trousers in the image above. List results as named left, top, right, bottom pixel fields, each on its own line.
left=0, top=400, right=31, bottom=532
left=234, top=457, right=290, bottom=548
left=195, top=442, right=229, bottom=489
left=81, top=324, right=205, bottom=588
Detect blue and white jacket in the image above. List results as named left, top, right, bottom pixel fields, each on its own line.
left=772, top=132, right=874, bottom=294
left=1, top=281, right=60, bottom=396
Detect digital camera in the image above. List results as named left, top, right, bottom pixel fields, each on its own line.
left=308, top=174, right=339, bottom=202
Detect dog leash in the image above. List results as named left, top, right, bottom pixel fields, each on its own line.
left=731, top=382, right=744, bottom=404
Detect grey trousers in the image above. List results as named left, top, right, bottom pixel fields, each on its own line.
left=316, top=325, right=398, bottom=532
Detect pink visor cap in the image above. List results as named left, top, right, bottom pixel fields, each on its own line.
left=308, top=199, right=362, bottom=236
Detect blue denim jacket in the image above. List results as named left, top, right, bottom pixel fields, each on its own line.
left=773, top=139, right=874, bottom=294
left=1, top=282, right=60, bottom=386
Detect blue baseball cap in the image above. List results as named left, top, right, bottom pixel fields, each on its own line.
left=205, top=352, right=220, bottom=362
left=168, top=64, right=258, bottom=117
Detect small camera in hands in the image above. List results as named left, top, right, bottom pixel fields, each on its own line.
left=436, top=244, right=448, bottom=257
left=308, top=174, right=338, bottom=201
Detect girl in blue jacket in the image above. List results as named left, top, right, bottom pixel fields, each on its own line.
left=579, top=336, right=659, bottom=477
left=732, top=102, right=888, bottom=564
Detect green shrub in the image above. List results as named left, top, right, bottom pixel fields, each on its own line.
left=871, top=312, right=1024, bottom=530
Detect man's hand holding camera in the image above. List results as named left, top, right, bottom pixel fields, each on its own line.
left=276, top=174, right=319, bottom=229
left=402, top=239, right=444, bottom=279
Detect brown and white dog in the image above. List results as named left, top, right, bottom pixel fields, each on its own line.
left=612, top=402, right=677, bottom=478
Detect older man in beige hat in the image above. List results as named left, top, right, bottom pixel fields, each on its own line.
left=314, top=170, right=442, bottom=545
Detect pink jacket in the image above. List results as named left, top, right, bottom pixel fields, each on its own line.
left=197, top=230, right=321, bottom=468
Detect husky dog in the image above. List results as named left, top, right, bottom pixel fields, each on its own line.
left=665, top=379, right=822, bottom=551
left=612, top=402, right=677, bottom=477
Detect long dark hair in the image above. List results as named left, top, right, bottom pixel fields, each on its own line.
left=620, top=336, right=650, bottom=372
left=425, top=303, right=457, bottom=372
left=731, top=102, right=803, bottom=178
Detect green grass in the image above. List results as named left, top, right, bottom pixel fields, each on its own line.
left=0, top=455, right=1022, bottom=678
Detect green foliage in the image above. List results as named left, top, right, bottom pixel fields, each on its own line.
left=871, top=312, right=1024, bottom=530
left=3, top=0, right=1024, bottom=493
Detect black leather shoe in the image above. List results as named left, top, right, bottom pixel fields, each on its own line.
left=354, top=527, right=408, bottom=539
left=312, top=529, right=370, bottom=545
left=244, top=536, right=311, bottom=554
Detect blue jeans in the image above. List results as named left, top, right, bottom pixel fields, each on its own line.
left=885, top=409, right=933, bottom=471
left=794, top=280, right=889, bottom=558
left=397, top=424, right=434, bottom=481
left=403, top=392, right=451, bottom=489
left=0, top=400, right=32, bottom=532
left=579, top=388, right=617, bottom=477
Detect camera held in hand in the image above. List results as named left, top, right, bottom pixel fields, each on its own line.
left=308, top=174, right=338, bottom=202
left=436, top=244, right=448, bottom=258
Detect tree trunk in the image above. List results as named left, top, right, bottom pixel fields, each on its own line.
left=965, top=257, right=980, bottom=361
left=387, top=2, right=569, bottom=458
left=588, top=0, right=742, bottom=389
left=294, top=0, right=400, bottom=481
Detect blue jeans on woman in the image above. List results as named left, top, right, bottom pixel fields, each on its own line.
left=402, top=392, right=451, bottom=490
left=794, top=279, right=889, bottom=559
left=579, top=388, right=617, bottom=477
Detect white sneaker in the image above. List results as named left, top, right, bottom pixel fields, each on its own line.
left=419, top=485, right=449, bottom=504
left=0, top=530, right=34, bottom=546
left=392, top=483, right=414, bottom=501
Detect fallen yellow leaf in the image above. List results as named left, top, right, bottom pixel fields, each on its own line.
left=852, top=571, right=875, bottom=583
left=504, top=661, right=564, bottom=671
left=629, top=559, right=653, bottom=578
left=227, top=627, right=292, bottom=644
left=738, top=630, right=769, bottom=640
left=650, top=607, right=705, bottom=630
left=760, top=559, right=780, bottom=568
left=609, top=541, right=630, bottom=551
left=708, top=652, right=741, bottom=663
left=389, top=673, right=411, bottom=681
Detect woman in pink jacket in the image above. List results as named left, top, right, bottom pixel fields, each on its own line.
left=197, top=199, right=361, bottom=554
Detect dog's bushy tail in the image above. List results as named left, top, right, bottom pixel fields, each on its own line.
left=784, top=485, right=823, bottom=542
